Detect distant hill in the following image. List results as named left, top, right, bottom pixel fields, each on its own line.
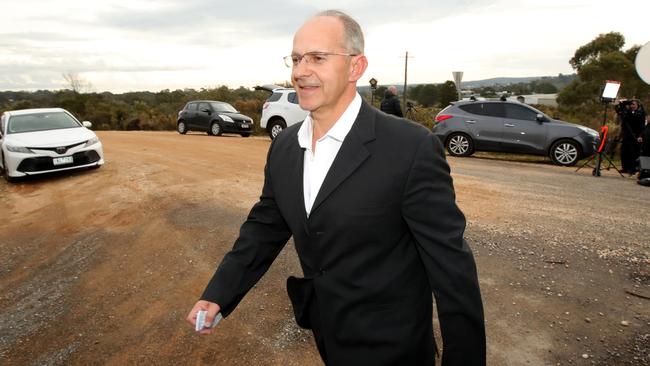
left=462, top=77, right=544, bottom=88
left=461, top=74, right=577, bottom=89
left=357, top=74, right=577, bottom=94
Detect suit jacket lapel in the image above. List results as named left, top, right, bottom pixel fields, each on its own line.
left=283, top=130, right=310, bottom=229
left=309, top=101, right=377, bottom=216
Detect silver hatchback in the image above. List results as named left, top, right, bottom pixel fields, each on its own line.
left=432, top=100, right=600, bottom=166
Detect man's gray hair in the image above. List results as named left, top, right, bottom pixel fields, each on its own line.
left=315, top=10, right=364, bottom=54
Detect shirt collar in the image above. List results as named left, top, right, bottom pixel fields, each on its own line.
left=298, top=92, right=362, bottom=149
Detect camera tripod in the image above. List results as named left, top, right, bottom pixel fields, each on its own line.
left=405, top=102, right=417, bottom=120
left=575, top=102, right=624, bottom=177
left=575, top=125, right=624, bottom=176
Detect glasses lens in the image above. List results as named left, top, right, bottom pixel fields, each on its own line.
left=283, top=56, right=292, bottom=68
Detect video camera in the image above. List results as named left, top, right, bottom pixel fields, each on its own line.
left=614, top=99, right=635, bottom=115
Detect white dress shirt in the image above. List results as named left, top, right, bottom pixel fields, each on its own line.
left=297, top=93, right=362, bottom=215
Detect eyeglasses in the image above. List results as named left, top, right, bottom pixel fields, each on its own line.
left=283, top=52, right=358, bottom=68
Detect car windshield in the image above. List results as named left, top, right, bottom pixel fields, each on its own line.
left=7, top=111, right=81, bottom=134
left=210, top=102, right=237, bottom=113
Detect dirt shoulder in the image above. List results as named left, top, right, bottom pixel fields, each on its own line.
left=0, top=131, right=648, bottom=365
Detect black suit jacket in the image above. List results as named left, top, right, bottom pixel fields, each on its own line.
left=202, top=101, right=486, bottom=365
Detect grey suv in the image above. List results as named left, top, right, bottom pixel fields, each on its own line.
left=432, top=100, right=600, bottom=166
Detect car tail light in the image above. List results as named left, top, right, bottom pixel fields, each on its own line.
left=263, top=102, right=270, bottom=109
left=435, top=115, right=453, bottom=123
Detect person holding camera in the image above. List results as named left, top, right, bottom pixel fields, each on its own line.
left=380, top=85, right=403, bottom=117
left=618, top=99, right=645, bottom=175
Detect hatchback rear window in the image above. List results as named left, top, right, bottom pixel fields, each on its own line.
left=267, top=92, right=282, bottom=102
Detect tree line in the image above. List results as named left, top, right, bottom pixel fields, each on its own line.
left=1, top=32, right=647, bottom=133
left=0, top=87, right=269, bottom=133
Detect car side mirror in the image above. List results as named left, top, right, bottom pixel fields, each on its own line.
left=202, top=108, right=211, bottom=115
left=536, top=113, right=546, bottom=123
left=82, top=121, right=93, bottom=128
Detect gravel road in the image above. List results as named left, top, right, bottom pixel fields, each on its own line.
left=0, top=131, right=647, bottom=365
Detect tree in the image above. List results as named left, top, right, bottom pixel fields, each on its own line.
left=533, top=82, right=558, bottom=94
left=408, top=84, right=438, bottom=107
left=479, top=86, right=496, bottom=97
left=569, top=32, right=625, bottom=71
left=438, top=81, right=458, bottom=107
left=62, top=72, right=92, bottom=93
left=558, top=32, right=650, bottom=113
left=374, top=86, right=387, bottom=100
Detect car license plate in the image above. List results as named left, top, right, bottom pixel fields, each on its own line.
left=53, top=156, right=74, bottom=166
left=241, top=123, right=250, bottom=128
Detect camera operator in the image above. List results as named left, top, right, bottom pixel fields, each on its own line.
left=616, top=99, right=645, bottom=175
left=380, top=85, right=403, bottom=117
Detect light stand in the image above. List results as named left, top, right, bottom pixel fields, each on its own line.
left=575, top=80, right=624, bottom=177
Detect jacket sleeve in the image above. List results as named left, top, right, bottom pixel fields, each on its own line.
left=401, top=132, right=486, bottom=365
left=201, top=141, right=292, bottom=316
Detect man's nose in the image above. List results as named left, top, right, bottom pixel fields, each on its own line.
left=292, top=59, right=312, bottom=78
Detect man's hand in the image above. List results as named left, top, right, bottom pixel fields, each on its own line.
left=187, top=300, right=221, bottom=334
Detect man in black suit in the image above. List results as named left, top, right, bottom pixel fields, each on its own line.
left=188, top=10, right=485, bottom=365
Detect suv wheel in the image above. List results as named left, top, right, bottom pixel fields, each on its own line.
left=177, top=121, right=187, bottom=134
left=550, top=139, right=580, bottom=166
left=446, top=133, right=474, bottom=157
left=268, top=118, right=286, bottom=140
left=209, top=122, right=222, bottom=136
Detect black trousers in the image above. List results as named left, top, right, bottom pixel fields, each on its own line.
left=621, top=141, right=641, bottom=173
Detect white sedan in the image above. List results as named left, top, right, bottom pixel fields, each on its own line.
left=0, top=108, right=104, bottom=182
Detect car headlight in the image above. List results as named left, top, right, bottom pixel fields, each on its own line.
left=6, top=145, right=33, bottom=153
left=579, top=126, right=599, bottom=137
left=219, top=114, right=234, bottom=122
left=85, top=137, right=99, bottom=147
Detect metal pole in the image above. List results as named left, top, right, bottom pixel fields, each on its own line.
left=403, top=51, right=408, bottom=108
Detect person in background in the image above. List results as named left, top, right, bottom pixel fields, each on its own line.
left=379, top=85, right=403, bottom=117
left=641, top=113, right=650, bottom=157
left=619, top=99, right=645, bottom=175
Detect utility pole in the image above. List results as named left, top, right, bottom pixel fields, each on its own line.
left=403, top=51, right=408, bottom=108
left=401, top=52, right=414, bottom=108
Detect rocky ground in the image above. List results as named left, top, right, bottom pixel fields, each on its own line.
left=0, top=131, right=648, bottom=365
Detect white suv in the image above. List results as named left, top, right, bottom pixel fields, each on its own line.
left=257, top=85, right=308, bottom=139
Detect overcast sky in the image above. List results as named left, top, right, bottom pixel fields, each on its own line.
left=1, top=0, right=647, bottom=93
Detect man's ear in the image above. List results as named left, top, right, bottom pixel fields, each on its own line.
left=349, top=55, right=368, bottom=82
